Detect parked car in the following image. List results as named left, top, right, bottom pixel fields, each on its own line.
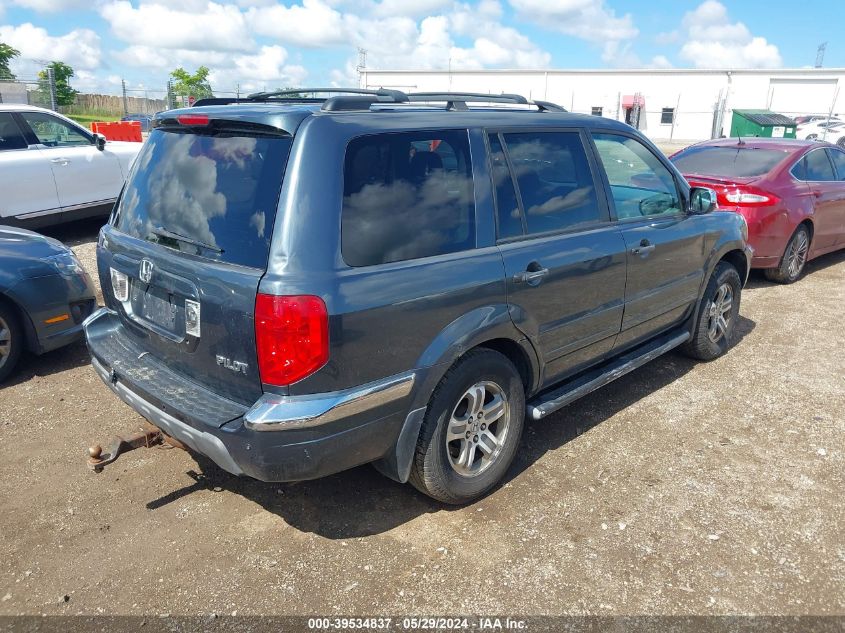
left=794, top=114, right=840, bottom=126
left=120, top=113, right=153, bottom=133
left=0, top=226, right=97, bottom=382
left=0, top=104, right=141, bottom=229
left=84, top=89, right=751, bottom=504
left=796, top=118, right=843, bottom=141
left=672, top=138, right=845, bottom=283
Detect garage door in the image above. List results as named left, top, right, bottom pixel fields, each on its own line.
left=768, top=79, right=838, bottom=117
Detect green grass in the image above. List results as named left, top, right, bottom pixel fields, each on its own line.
left=65, top=113, right=121, bottom=126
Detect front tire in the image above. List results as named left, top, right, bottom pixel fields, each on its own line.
left=682, top=262, right=742, bottom=361
left=409, top=349, right=525, bottom=504
left=0, top=302, right=23, bottom=383
left=764, top=225, right=810, bottom=284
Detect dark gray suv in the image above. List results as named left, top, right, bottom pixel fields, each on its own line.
left=84, top=89, right=752, bottom=503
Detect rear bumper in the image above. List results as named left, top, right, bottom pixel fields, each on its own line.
left=84, top=308, right=413, bottom=481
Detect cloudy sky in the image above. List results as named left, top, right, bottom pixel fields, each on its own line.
left=0, top=0, right=841, bottom=96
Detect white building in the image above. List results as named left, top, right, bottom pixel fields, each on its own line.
left=361, top=68, right=845, bottom=143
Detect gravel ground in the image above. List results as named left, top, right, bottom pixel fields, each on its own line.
left=0, top=218, right=843, bottom=618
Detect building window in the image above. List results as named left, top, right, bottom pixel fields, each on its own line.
left=591, top=106, right=603, bottom=117
left=661, top=108, right=675, bottom=124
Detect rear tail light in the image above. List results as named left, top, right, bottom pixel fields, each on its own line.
left=110, top=268, right=128, bottom=302
left=255, top=294, right=329, bottom=386
left=176, top=114, right=210, bottom=126
left=716, top=185, right=779, bottom=208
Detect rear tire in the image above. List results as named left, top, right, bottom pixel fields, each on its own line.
left=409, top=349, right=525, bottom=504
left=0, top=301, right=23, bottom=383
left=764, top=225, right=810, bottom=284
left=682, top=262, right=742, bottom=361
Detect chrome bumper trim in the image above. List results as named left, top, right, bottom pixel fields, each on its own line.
left=244, top=371, right=416, bottom=431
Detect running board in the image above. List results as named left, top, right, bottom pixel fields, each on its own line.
left=526, top=329, right=690, bottom=420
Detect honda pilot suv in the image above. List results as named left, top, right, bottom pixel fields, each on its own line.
left=84, top=89, right=752, bottom=504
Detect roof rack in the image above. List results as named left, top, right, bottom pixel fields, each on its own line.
left=191, top=88, right=566, bottom=113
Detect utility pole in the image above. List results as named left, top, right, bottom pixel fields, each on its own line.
left=356, top=48, right=367, bottom=88
left=47, top=66, right=57, bottom=111
left=815, top=42, right=827, bottom=68
left=122, top=78, right=129, bottom=115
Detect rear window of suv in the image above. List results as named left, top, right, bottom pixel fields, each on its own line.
left=113, top=128, right=291, bottom=269
left=341, top=130, right=475, bottom=267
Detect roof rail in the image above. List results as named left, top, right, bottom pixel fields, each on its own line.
left=192, top=88, right=567, bottom=113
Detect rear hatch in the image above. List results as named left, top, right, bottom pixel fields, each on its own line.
left=100, top=116, right=293, bottom=407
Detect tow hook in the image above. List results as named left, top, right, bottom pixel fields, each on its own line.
left=87, top=425, right=163, bottom=473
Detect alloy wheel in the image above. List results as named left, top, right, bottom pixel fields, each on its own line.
left=706, top=282, right=733, bottom=343
left=0, top=315, right=11, bottom=370
left=445, top=381, right=511, bottom=478
left=787, top=231, right=809, bottom=279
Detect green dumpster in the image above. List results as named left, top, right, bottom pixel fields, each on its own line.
left=730, top=109, right=797, bottom=139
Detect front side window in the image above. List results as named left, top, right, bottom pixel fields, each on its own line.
left=592, top=132, right=682, bottom=219
left=19, top=111, right=91, bottom=147
left=803, top=148, right=836, bottom=182
left=502, top=131, right=602, bottom=235
left=342, top=130, right=475, bottom=267
left=0, top=113, right=27, bottom=151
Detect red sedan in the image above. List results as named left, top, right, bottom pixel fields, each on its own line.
left=671, top=138, right=845, bottom=283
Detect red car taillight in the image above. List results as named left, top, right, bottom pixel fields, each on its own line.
left=716, top=185, right=779, bottom=208
left=255, top=294, right=329, bottom=386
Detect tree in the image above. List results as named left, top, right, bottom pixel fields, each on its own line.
left=170, top=66, right=213, bottom=101
left=37, top=61, right=78, bottom=106
left=0, top=42, right=20, bottom=80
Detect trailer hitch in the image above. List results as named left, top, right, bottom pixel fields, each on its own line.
left=87, top=425, right=164, bottom=473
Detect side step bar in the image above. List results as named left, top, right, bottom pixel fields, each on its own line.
left=527, top=329, right=690, bottom=420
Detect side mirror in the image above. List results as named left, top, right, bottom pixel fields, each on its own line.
left=689, top=187, right=717, bottom=214
left=93, top=133, right=107, bottom=151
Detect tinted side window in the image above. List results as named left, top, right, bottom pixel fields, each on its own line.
left=826, top=149, right=845, bottom=180
left=488, top=133, right=522, bottom=239
left=593, top=132, right=681, bottom=219
left=503, top=132, right=601, bottom=235
left=342, top=130, right=475, bottom=267
left=0, top=113, right=28, bottom=151
left=19, top=111, right=91, bottom=147
left=804, top=149, right=835, bottom=181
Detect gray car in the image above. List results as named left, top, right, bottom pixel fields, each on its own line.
left=85, top=89, right=752, bottom=503
left=0, top=226, right=97, bottom=382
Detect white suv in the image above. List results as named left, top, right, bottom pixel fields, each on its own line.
left=0, top=104, right=142, bottom=228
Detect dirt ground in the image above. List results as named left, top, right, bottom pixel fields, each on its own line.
left=0, top=218, right=843, bottom=618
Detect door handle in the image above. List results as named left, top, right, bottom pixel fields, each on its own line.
left=513, top=267, right=549, bottom=285
left=50, top=158, right=69, bottom=166
left=630, top=239, right=656, bottom=257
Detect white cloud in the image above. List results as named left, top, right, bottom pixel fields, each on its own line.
left=650, top=55, right=673, bottom=69
left=368, top=0, right=453, bottom=17
left=507, top=0, right=637, bottom=64
left=0, top=23, right=101, bottom=69
left=246, top=0, right=347, bottom=47
left=100, top=1, right=254, bottom=53
left=678, top=0, right=781, bottom=68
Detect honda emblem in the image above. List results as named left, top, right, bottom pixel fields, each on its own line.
left=139, top=259, right=154, bottom=284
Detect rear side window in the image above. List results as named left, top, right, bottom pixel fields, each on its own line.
left=341, top=130, right=475, bottom=267
left=503, top=131, right=602, bottom=235
left=113, top=128, right=291, bottom=269
left=0, top=113, right=27, bottom=151
left=488, top=133, right=522, bottom=239
left=803, top=148, right=836, bottom=182
left=829, top=149, right=845, bottom=180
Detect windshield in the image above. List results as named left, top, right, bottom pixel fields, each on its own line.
left=113, top=128, right=291, bottom=268
left=671, top=146, right=791, bottom=178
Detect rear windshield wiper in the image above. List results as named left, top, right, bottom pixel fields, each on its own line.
left=149, top=226, right=224, bottom=253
